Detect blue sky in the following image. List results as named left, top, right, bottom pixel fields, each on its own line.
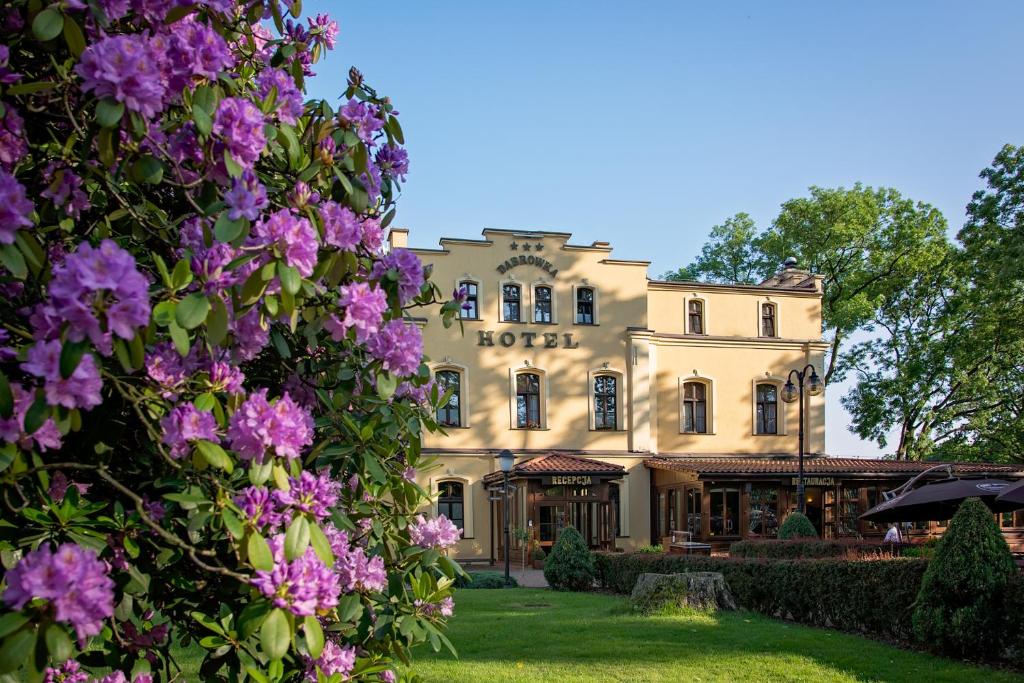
left=305, top=1, right=1024, bottom=457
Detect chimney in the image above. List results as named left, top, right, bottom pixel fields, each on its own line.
left=387, top=228, right=409, bottom=250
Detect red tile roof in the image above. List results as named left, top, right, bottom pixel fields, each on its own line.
left=644, top=456, right=1024, bottom=477
left=483, top=453, right=624, bottom=484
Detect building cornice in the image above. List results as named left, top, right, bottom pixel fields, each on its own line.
left=649, top=333, right=829, bottom=350
left=648, top=279, right=822, bottom=297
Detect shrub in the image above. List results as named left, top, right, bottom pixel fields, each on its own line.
left=455, top=571, right=518, bottom=589
left=0, top=3, right=464, bottom=680
left=912, top=497, right=1017, bottom=659
left=531, top=547, right=547, bottom=561
left=594, top=552, right=928, bottom=640
left=544, top=526, right=597, bottom=591
left=730, top=539, right=899, bottom=559
left=638, top=544, right=665, bottom=554
left=778, top=511, right=818, bottom=539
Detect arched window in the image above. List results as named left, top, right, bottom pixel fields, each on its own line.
left=502, top=283, right=521, bottom=322
left=681, top=381, right=707, bottom=433
left=516, top=372, right=541, bottom=429
left=760, top=303, right=777, bottom=337
left=576, top=287, right=594, bottom=325
left=594, top=375, right=617, bottom=430
left=459, top=281, right=478, bottom=319
left=688, top=300, right=704, bottom=334
left=534, top=285, right=552, bottom=323
left=755, top=383, right=778, bottom=434
left=435, top=370, right=461, bottom=427
left=437, top=481, right=464, bottom=531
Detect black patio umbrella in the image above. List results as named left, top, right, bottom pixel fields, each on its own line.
left=860, top=477, right=1017, bottom=523
left=995, top=480, right=1024, bottom=509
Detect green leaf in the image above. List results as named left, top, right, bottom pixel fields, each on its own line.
left=308, top=521, right=335, bottom=566
left=0, top=614, right=28, bottom=640
left=168, top=319, right=190, bottom=357
left=95, top=98, right=125, bottom=128
left=247, top=532, right=274, bottom=571
left=277, top=125, right=301, bottom=169
left=260, top=608, right=291, bottom=661
left=171, top=258, right=193, bottom=291
left=153, top=253, right=172, bottom=287
left=23, top=397, right=50, bottom=436
left=376, top=372, right=397, bottom=401
left=206, top=296, right=229, bottom=346
left=222, top=509, right=243, bottom=539
left=249, top=461, right=273, bottom=486
left=113, top=338, right=133, bottom=372
left=237, top=601, right=271, bottom=641
left=4, top=81, right=56, bottom=95
left=0, top=625, right=34, bottom=674
left=62, top=15, right=85, bottom=56
left=32, top=8, right=64, bottom=42
left=132, top=156, right=164, bottom=185
left=290, top=0, right=302, bottom=19
left=152, top=301, right=176, bottom=327
left=129, top=332, right=145, bottom=369
left=192, top=105, right=212, bottom=137
left=195, top=439, right=232, bottom=473
left=0, top=371, right=13, bottom=420
left=277, top=262, right=301, bottom=295
left=240, top=268, right=267, bottom=305
left=223, top=150, right=244, bottom=178
left=98, top=128, right=115, bottom=167
left=302, top=615, right=323, bottom=659
left=353, top=142, right=368, bottom=173
left=0, top=244, right=27, bottom=280
left=59, top=340, right=89, bottom=379
left=44, top=624, right=73, bottom=663
left=388, top=115, right=405, bottom=144
left=284, top=516, right=310, bottom=561
left=176, top=293, right=210, bottom=330
left=214, top=213, right=246, bottom=243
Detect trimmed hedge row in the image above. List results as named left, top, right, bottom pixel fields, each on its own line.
left=730, top=538, right=902, bottom=560
left=593, top=552, right=928, bottom=640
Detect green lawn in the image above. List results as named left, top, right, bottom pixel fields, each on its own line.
left=405, top=588, right=1024, bottom=682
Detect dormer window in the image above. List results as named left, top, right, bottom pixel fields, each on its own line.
left=502, top=284, right=521, bottom=322
left=688, top=300, right=704, bottom=335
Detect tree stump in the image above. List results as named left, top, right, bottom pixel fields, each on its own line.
left=629, top=572, right=737, bottom=614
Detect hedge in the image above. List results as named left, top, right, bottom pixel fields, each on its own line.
left=594, top=552, right=928, bottom=640
left=730, top=539, right=902, bottom=560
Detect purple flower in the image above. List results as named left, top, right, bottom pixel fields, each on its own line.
left=4, top=543, right=115, bottom=643
left=289, top=180, right=319, bottom=208
left=0, top=45, right=21, bottom=84
left=231, top=306, right=269, bottom=361
left=360, top=162, right=382, bottom=203
left=361, top=217, right=384, bottom=252
left=93, top=0, right=130, bottom=21
left=76, top=35, right=168, bottom=119
left=250, top=534, right=340, bottom=616
left=142, top=496, right=165, bottom=522
left=320, top=201, right=362, bottom=251
left=224, top=170, right=268, bottom=221
left=22, top=340, right=103, bottom=410
left=227, top=388, right=314, bottom=462
left=274, top=471, right=339, bottom=520
left=375, top=144, right=409, bottom=182
left=338, top=99, right=385, bottom=145
left=408, top=514, right=462, bottom=549
left=304, top=640, right=355, bottom=682
left=366, top=319, right=423, bottom=376
left=43, top=659, right=89, bottom=683
left=0, top=169, right=32, bottom=243
left=214, top=97, right=266, bottom=168
left=282, top=372, right=317, bottom=409
left=145, top=341, right=195, bottom=397
left=0, top=102, right=26, bottom=171
left=332, top=282, right=387, bottom=343
left=161, top=17, right=233, bottom=94
left=234, top=486, right=284, bottom=529
left=256, top=67, right=304, bottom=125
left=417, top=596, right=454, bottom=618
left=371, top=248, right=424, bottom=305
left=252, top=209, right=319, bottom=277
left=0, top=384, right=62, bottom=452
left=307, top=13, right=339, bottom=50
left=160, top=404, right=219, bottom=459
left=402, top=466, right=417, bottom=482
left=379, top=670, right=397, bottom=683
left=41, top=163, right=90, bottom=219
left=323, top=524, right=387, bottom=592
left=47, top=240, right=151, bottom=355
left=207, top=360, right=245, bottom=394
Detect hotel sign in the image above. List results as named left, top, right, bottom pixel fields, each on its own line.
left=542, top=475, right=593, bottom=486
left=496, top=254, right=559, bottom=278
left=477, top=330, right=579, bottom=349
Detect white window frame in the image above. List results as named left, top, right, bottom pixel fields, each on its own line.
left=432, top=476, right=474, bottom=539
left=757, top=298, right=779, bottom=338
left=431, top=361, right=470, bottom=428
left=572, top=282, right=599, bottom=325
left=498, top=278, right=523, bottom=323
left=509, top=364, right=548, bottom=430
left=685, top=295, right=708, bottom=335
left=678, top=374, right=716, bottom=434
left=751, top=375, right=787, bottom=436
left=531, top=279, right=557, bottom=324
left=588, top=366, right=625, bottom=431
left=455, top=275, right=482, bottom=321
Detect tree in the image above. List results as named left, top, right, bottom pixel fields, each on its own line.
left=0, top=3, right=465, bottom=681
left=661, top=213, right=770, bottom=284
left=543, top=526, right=596, bottom=592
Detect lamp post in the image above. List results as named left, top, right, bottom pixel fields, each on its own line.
left=497, top=449, right=516, bottom=587
left=780, top=364, right=824, bottom=514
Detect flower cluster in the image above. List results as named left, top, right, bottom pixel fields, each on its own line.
left=366, top=319, right=423, bottom=376
left=257, top=67, right=305, bottom=124
left=0, top=384, right=62, bottom=451
left=408, top=514, right=462, bottom=549
left=227, top=389, right=314, bottom=461
left=160, top=404, right=219, bottom=459
left=235, top=486, right=284, bottom=529
left=214, top=97, right=267, bottom=169
left=372, top=247, right=424, bottom=305
left=325, top=524, right=387, bottom=592
left=252, top=209, right=319, bottom=277
left=251, top=535, right=341, bottom=616
left=329, top=282, right=388, bottom=342
left=338, top=99, right=385, bottom=144
left=274, top=471, right=340, bottom=519
left=304, top=640, right=355, bottom=682
left=0, top=168, right=32, bottom=244
left=22, top=340, right=103, bottom=410
left=4, top=544, right=114, bottom=642
left=224, top=170, right=269, bottom=221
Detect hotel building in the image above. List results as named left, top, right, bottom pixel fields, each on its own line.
left=394, top=228, right=1024, bottom=560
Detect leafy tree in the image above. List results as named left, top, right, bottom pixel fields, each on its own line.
left=0, top=3, right=466, bottom=681
left=913, top=497, right=1016, bottom=658
left=778, top=512, right=817, bottom=539
left=662, top=213, right=770, bottom=284
left=543, top=526, right=596, bottom=592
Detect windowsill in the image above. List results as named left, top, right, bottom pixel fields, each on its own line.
left=752, top=432, right=787, bottom=437
left=512, top=427, right=550, bottom=431
left=679, top=431, right=716, bottom=436
left=531, top=321, right=558, bottom=325
left=459, top=317, right=483, bottom=322
left=441, top=425, right=471, bottom=430
left=758, top=336, right=780, bottom=340
left=590, top=428, right=627, bottom=433
left=574, top=322, right=599, bottom=326
left=498, top=319, right=523, bottom=324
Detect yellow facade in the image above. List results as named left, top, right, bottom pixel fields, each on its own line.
left=394, top=227, right=828, bottom=560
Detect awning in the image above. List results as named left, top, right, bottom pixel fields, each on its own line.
left=644, top=456, right=1024, bottom=479
left=860, top=478, right=1018, bottom=523
left=482, top=453, right=624, bottom=485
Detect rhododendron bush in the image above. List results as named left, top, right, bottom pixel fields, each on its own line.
left=0, top=1, right=466, bottom=681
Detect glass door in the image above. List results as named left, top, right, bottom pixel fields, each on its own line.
left=538, top=504, right=566, bottom=545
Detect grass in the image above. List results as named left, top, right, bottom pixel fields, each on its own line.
left=404, top=588, right=1024, bottom=682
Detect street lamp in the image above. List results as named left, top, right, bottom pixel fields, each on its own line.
left=497, top=449, right=516, bottom=587
left=780, top=364, right=823, bottom=514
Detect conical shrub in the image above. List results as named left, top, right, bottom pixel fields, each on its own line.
left=779, top=511, right=817, bottom=539
left=543, top=526, right=596, bottom=591
left=912, top=496, right=1016, bottom=658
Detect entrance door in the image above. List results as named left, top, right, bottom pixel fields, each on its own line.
left=804, top=487, right=824, bottom=535
left=685, top=487, right=702, bottom=540
left=538, top=503, right=567, bottom=544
